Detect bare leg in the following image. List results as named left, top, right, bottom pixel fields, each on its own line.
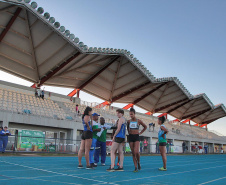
left=129, top=142, right=137, bottom=168
left=118, top=152, right=120, bottom=163
left=134, top=141, right=140, bottom=164
left=115, top=150, right=120, bottom=165
left=78, top=140, right=85, bottom=165
left=85, top=139, right=92, bottom=166
left=118, top=143, right=124, bottom=168
left=159, top=146, right=167, bottom=169
left=111, top=142, right=119, bottom=168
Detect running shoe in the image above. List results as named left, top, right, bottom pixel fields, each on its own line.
left=91, top=163, right=97, bottom=167
left=106, top=167, right=115, bottom=172
left=101, top=163, right=105, bottom=166
left=133, top=168, right=139, bottom=173
left=138, top=162, right=141, bottom=170
left=77, top=165, right=84, bottom=169
left=86, top=165, right=94, bottom=170
left=115, top=167, right=124, bottom=172
left=158, top=167, right=167, bottom=171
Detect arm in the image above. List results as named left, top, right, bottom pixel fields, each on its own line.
left=161, top=126, right=168, bottom=139
left=113, top=118, right=123, bottom=140
left=138, top=119, right=147, bottom=135
left=0, top=131, right=4, bottom=136
left=84, top=115, right=91, bottom=130
left=127, top=120, right=130, bottom=133
left=93, top=126, right=101, bottom=132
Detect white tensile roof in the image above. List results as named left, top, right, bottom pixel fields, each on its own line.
left=0, top=0, right=225, bottom=124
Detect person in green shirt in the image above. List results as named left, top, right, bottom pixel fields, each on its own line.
left=94, top=117, right=109, bottom=166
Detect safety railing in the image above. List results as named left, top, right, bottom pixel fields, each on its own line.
left=2, top=135, right=225, bottom=154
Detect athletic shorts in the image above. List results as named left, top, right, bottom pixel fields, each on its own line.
left=129, top=134, right=140, bottom=142
left=159, top=142, right=166, bottom=146
left=81, top=131, right=93, bottom=140
left=115, top=137, right=125, bottom=143
left=144, top=146, right=147, bottom=149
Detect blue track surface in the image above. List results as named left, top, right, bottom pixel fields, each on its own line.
left=0, top=154, right=226, bottom=185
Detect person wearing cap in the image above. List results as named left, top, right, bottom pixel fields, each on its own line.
left=0, top=126, right=11, bottom=153
left=89, top=113, right=101, bottom=167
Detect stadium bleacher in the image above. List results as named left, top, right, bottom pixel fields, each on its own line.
left=1, top=85, right=223, bottom=142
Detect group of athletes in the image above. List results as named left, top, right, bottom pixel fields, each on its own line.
left=78, top=106, right=168, bottom=172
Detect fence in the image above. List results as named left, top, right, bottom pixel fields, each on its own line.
left=2, top=135, right=224, bottom=154
left=4, top=135, right=81, bottom=153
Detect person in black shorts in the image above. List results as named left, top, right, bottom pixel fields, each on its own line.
left=78, top=107, right=93, bottom=170
left=127, top=108, right=147, bottom=172
left=107, top=109, right=126, bottom=172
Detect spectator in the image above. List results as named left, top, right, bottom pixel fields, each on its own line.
left=0, top=126, right=11, bottom=153
left=153, top=123, right=155, bottom=132
left=140, top=141, right=143, bottom=153
left=221, top=147, right=224, bottom=154
left=37, top=88, right=41, bottom=98
left=204, top=143, right=208, bottom=154
left=76, top=104, right=80, bottom=115
left=195, top=142, right=198, bottom=153
left=166, top=142, right=170, bottom=154
left=149, top=123, right=153, bottom=132
left=144, top=139, right=148, bottom=153
left=89, top=113, right=101, bottom=167
left=35, top=89, right=38, bottom=98
left=156, top=141, right=160, bottom=153
left=41, top=90, right=44, bottom=99
left=0, top=127, right=3, bottom=152
left=182, top=141, right=186, bottom=153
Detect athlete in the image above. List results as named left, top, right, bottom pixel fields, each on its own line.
left=112, top=121, right=120, bottom=167
left=78, top=106, right=93, bottom=169
left=127, top=108, right=147, bottom=172
left=107, top=109, right=126, bottom=172
left=158, top=116, right=169, bottom=171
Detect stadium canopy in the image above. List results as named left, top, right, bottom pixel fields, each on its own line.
left=0, top=0, right=225, bottom=125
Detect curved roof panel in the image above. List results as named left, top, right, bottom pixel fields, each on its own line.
left=0, top=0, right=225, bottom=125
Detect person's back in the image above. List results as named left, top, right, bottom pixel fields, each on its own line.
left=115, top=117, right=126, bottom=139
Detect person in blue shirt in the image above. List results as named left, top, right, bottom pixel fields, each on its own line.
left=107, top=109, right=126, bottom=172
left=0, top=127, right=3, bottom=152
left=0, top=126, right=11, bottom=153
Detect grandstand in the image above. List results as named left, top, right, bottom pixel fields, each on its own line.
left=0, top=80, right=225, bottom=153
left=0, top=0, right=225, bottom=155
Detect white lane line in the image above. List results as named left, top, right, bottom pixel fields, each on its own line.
left=113, top=164, right=226, bottom=183
left=0, top=175, right=60, bottom=181
left=197, top=176, right=226, bottom=185
left=58, top=160, right=226, bottom=176
left=0, top=161, right=118, bottom=185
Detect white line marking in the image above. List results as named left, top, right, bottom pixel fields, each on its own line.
left=113, top=164, right=226, bottom=183
left=198, top=176, right=226, bottom=185
left=0, top=161, right=118, bottom=185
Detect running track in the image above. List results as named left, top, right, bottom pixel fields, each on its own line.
left=0, top=154, right=225, bottom=185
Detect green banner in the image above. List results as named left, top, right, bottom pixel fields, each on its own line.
left=18, top=130, right=45, bottom=150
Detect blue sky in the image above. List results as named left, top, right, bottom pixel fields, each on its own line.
left=1, top=0, right=226, bottom=135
